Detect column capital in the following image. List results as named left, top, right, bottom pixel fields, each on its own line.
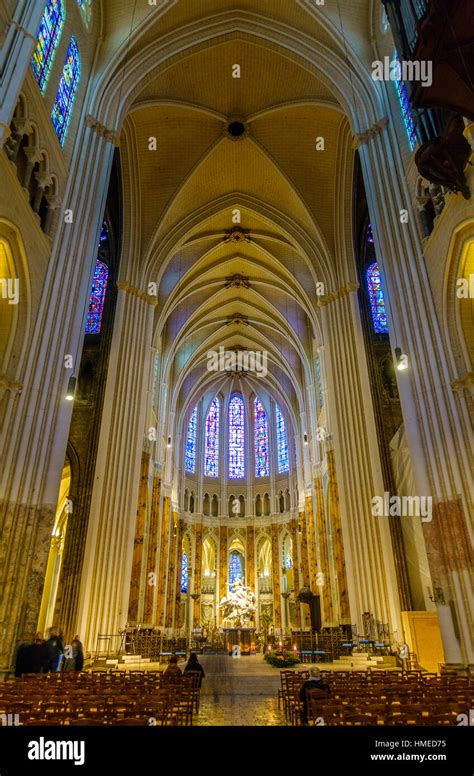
left=9, top=19, right=36, bottom=44
left=24, top=145, right=43, bottom=164
left=451, top=372, right=474, bottom=395
left=352, top=117, right=389, bottom=149
left=0, top=373, right=23, bottom=393
left=34, top=171, right=53, bottom=189
left=117, top=280, right=158, bottom=306
left=317, top=281, right=359, bottom=307
left=13, top=118, right=33, bottom=137
left=85, top=115, right=120, bottom=146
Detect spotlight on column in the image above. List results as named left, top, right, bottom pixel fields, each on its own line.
left=303, top=433, right=308, bottom=445
left=167, top=436, right=172, bottom=448
left=395, top=347, right=408, bottom=371
left=65, top=376, right=77, bottom=401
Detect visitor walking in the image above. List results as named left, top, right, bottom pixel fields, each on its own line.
left=44, top=628, right=64, bottom=673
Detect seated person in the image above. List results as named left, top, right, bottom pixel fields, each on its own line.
left=183, top=652, right=205, bottom=687
left=163, top=655, right=182, bottom=678
left=299, top=667, right=330, bottom=725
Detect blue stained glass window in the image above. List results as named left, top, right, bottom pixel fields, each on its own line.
left=254, top=396, right=269, bottom=477
left=76, top=0, right=92, bottom=24
left=204, top=397, right=220, bottom=477
left=185, top=406, right=198, bottom=473
left=276, top=405, right=289, bottom=473
left=229, top=551, right=244, bottom=587
left=31, top=1, right=65, bottom=94
left=51, top=36, right=80, bottom=146
left=367, top=262, right=389, bottom=334
left=180, top=552, right=188, bottom=594
left=393, top=51, right=418, bottom=152
left=228, top=395, right=245, bottom=478
left=285, top=551, right=293, bottom=570
left=85, top=222, right=109, bottom=334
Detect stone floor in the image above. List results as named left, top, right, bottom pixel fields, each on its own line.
left=192, top=654, right=287, bottom=726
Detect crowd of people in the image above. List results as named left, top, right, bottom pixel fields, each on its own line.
left=14, top=629, right=84, bottom=676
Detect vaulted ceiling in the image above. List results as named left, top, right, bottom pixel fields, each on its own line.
left=101, top=0, right=385, bottom=429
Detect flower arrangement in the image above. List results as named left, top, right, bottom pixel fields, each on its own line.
left=264, top=649, right=300, bottom=668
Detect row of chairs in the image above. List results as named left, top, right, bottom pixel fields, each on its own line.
left=279, top=670, right=472, bottom=727
left=1, top=669, right=201, bottom=726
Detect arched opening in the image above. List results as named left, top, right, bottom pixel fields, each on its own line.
left=211, top=494, right=218, bottom=517
left=279, top=492, right=285, bottom=514
left=37, top=460, right=72, bottom=635
left=203, top=493, right=210, bottom=516
left=264, top=493, right=270, bottom=516
left=255, top=494, right=262, bottom=517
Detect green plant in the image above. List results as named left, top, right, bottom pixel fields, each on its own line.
left=264, top=651, right=300, bottom=668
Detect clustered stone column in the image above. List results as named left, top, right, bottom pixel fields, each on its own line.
left=218, top=526, right=227, bottom=625
left=143, top=472, right=161, bottom=623
left=314, top=472, right=334, bottom=626
left=155, top=497, right=171, bottom=628
left=357, top=121, right=473, bottom=665
left=270, top=524, right=281, bottom=628
left=0, top=116, right=118, bottom=674
left=0, top=1, right=44, bottom=149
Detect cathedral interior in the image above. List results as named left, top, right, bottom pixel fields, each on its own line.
left=0, top=0, right=473, bottom=736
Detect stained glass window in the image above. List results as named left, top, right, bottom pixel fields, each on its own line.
left=285, top=552, right=293, bottom=570
left=185, top=406, right=198, bottom=473
left=367, top=262, right=389, bottom=334
left=85, top=222, right=109, bottom=334
left=276, top=405, right=289, bottom=473
left=204, top=397, right=220, bottom=477
left=31, top=1, right=65, bottom=94
left=254, top=396, right=269, bottom=477
left=393, top=51, right=418, bottom=152
left=229, top=551, right=243, bottom=586
left=180, top=552, right=188, bottom=594
left=228, top=395, right=245, bottom=478
left=76, top=0, right=92, bottom=25
left=51, top=37, right=80, bottom=146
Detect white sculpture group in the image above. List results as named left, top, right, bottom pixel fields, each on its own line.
left=219, top=579, right=256, bottom=627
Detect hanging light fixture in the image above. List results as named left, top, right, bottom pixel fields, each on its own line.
left=167, top=435, right=172, bottom=448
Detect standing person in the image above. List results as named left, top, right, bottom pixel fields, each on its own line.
left=73, top=636, right=84, bottom=671
left=64, top=638, right=84, bottom=672
left=30, top=632, right=48, bottom=674
left=183, top=652, right=205, bottom=687
left=14, top=635, right=34, bottom=677
left=299, top=668, right=330, bottom=725
left=44, top=628, right=64, bottom=673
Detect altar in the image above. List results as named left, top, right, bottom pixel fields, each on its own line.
left=223, top=627, right=256, bottom=655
